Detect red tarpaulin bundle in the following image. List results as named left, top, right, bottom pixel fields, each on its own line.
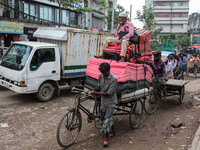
left=86, top=58, right=153, bottom=83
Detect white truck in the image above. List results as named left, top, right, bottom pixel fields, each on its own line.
left=0, top=27, right=113, bottom=102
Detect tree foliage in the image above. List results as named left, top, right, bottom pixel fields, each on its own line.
left=105, top=4, right=128, bottom=31
left=160, top=33, right=191, bottom=52
left=136, top=5, right=163, bottom=50
left=175, top=34, right=191, bottom=51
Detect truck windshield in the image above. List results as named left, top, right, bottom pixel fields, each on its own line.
left=0, top=44, right=32, bottom=71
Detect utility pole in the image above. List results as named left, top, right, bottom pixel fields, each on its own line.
left=59, top=0, right=61, bottom=28
left=111, top=0, right=115, bottom=33
left=130, top=4, right=132, bottom=22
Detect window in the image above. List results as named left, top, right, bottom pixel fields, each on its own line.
left=23, top=2, right=36, bottom=20
left=84, top=0, right=88, bottom=7
left=30, top=48, right=55, bottom=71
left=183, top=2, right=189, bottom=6
left=173, top=13, right=188, bottom=18
left=24, top=2, right=29, bottom=19
left=62, top=9, right=69, bottom=25
left=39, top=5, right=53, bottom=23
left=92, top=17, right=103, bottom=31
left=173, top=2, right=189, bottom=6
left=180, top=13, right=188, bottom=17
left=154, top=2, right=170, bottom=6
left=55, top=8, right=60, bottom=24
left=172, top=24, right=183, bottom=29
left=1, top=44, right=32, bottom=71
left=154, top=13, right=170, bottom=17
left=30, top=4, right=36, bottom=20
left=70, top=11, right=78, bottom=26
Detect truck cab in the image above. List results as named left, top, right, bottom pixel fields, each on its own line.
left=0, top=41, right=60, bottom=101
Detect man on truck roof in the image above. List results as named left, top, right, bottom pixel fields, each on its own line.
left=96, top=13, right=134, bottom=62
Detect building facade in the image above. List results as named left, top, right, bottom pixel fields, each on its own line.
left=0, top=0, right=115, bottom=47
left=153, top=0, right=189, bottom=34
left=188, top=12, right=200, bottom=44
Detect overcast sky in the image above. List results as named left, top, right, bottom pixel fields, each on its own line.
left=117, top=0, right=200, bottom=28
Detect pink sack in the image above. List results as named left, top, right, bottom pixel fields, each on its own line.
left=86, top=58, right=153, bottom=83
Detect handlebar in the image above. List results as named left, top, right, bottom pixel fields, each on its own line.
left=71, top=87, right=92, bottom=95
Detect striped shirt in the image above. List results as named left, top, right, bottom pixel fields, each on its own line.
left=99, top=73, right=118, bottom=107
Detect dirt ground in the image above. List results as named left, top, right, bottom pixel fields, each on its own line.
left=1, top=76, right=200, bottom=150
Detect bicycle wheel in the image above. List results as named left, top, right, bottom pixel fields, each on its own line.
left=144, top=92, right=158, bottom=115
left=129, top=99, right=143, bottom=129
left=57, top=109, right=82, bottom=149
left=179, top=86, right=185, bottom=104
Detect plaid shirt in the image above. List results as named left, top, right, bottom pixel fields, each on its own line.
left=99, top=73, right=118, bottom=107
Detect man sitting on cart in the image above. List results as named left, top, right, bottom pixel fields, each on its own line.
left=96, top=12, right=134, bottom=62
left=91, top=62, right=118, bottom=146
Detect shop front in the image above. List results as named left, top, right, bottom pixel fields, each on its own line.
left=0, top=21, right=24, bottom=47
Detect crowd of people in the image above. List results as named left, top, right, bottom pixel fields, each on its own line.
left=152, top=51, right=199, bottom=81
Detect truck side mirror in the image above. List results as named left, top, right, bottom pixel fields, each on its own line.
left=16, top=55, right=22, bottom=64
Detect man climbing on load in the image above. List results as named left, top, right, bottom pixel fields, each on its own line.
left=96, top=12, right=134, bottom=62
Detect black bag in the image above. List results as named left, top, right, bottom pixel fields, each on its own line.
left=129, top=31, right=138, bottom=44
left=118, top=26, right=138, bottom=44
left=103, top=50, right=121, bottom=60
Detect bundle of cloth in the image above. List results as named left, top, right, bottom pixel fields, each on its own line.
left=103, top=43, right=152, bottom=64
left=136, top=50, right=152, bottom=64
left=103, top=43, right=137, bottom=63
left=84, top=58, right=153, bottom=101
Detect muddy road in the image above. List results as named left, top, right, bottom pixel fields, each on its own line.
left=1, top=77, right=200, bottom=150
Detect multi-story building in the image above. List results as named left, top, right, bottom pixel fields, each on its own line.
left=145, top=0, right=153, bottom=8
left=153, top=0, right=189, bottom=34
left=0, top=0, right=115, bottom=47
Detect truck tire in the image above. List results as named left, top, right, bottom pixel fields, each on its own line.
left=36, top=82, right=55, bottom=102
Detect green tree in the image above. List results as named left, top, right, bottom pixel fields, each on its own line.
left=160, top=33, right=191, bottom=52
left=136, top=5, right=163, bottom=50
left=175, top=34, right=191, bottom=52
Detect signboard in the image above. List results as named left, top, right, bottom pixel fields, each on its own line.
left=24, top=27, right=37, bottom=41
left=0, top=21, right=24, bottom=34
left=19, top=35, right=28, bottom=41
left=72, top=2, right=83, bottom=8
left=92, top=28, right=99, bottom=32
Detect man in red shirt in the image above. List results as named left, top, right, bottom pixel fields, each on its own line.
left=101, top=13, right=134, bottom=62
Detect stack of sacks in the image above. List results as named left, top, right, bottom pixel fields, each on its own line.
left=84, top=58, right=153, bottom=100
left=136, top=51, right=152, bottom=64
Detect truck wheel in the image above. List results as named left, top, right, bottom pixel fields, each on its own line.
left=36, top=83, right=55, bottom=102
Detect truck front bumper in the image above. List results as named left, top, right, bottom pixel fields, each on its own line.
left=0, top=79, right=27, bottom=93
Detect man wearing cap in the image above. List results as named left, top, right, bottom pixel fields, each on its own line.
left=101, top=12, right=134, bottom=62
